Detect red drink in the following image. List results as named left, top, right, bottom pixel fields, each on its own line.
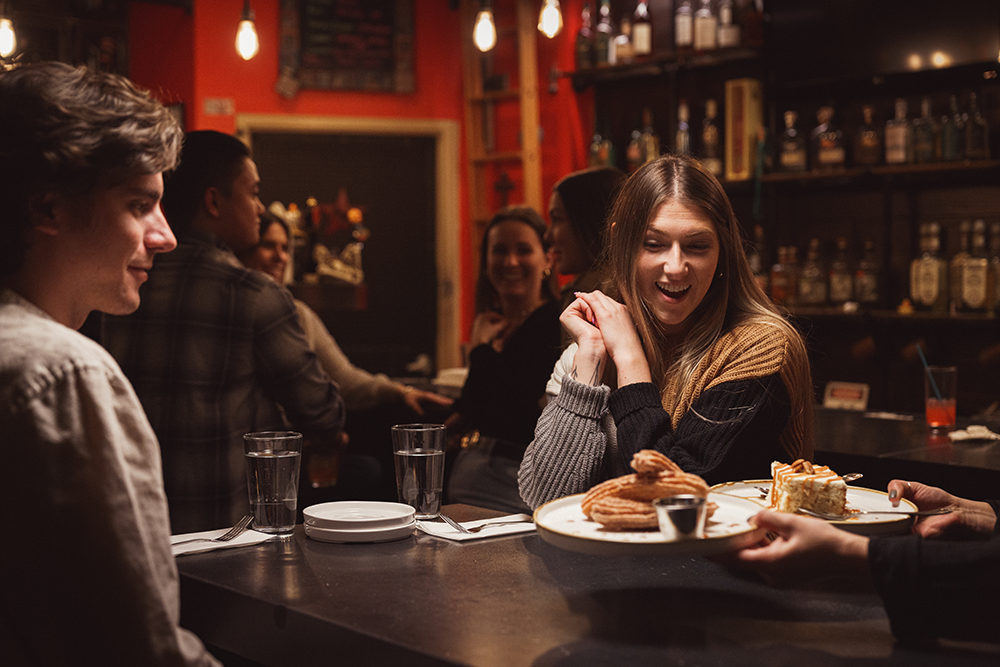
left=925, top=398, right=956, bottom=429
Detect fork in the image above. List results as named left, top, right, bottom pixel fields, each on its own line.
left=798, top=506, right=955, bottom=521
left=438, top=514, right=472, bottom=534
left=464, top=519, right=534, bottom=534
left=172, top=515, right=254, bottom=546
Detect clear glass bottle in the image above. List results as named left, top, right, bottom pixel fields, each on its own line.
left=674, top=0, right=694, bottom=54
left=798, top=238, right=828, bottom=306
left=588, top=128, right=614, bottom=168
left=912, top=96, right=938, bottom=163
left=779, top=110, right=808, bottom=172
left=693, top=0, right=717, bottom=52
left=884, top=98, right=914, bottom=165
left=594, top=0, right=614, bottom=68
left=770, top=246, right=791, bottom=305
left=828, top=236, right=854, bottom=305
left=811, top=106, right=845, bottom=171
left=626, top=121, right=644, bottom=173
left=965, top=92, right=991, bottom=160
left=675, top=100, right=691, bottom=154
left=641, top=107, right=660, bottom=164
left=854, top=239, right=880, bottom=305
left=612, top=16, right=633, bottom=65
left=960, top=219, right=990, bottom=313
left=940, top=94, right=964, bottom=161
left=702, top=99, right=723, bottom=176
left=911, top=222, right=949, bottom=313
left=717, top=0, right=741, bottom=48
left=575, top=2, right=595, bottom=71
left=853, top=105, right=882, bottom=167
left=949, top=220, right=971, bottom=314
left=632, top=0, right=652, bottom=59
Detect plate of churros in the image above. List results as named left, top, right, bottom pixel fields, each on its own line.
left=534, top=491, right=766, bottom=557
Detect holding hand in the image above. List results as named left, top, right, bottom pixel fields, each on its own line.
left=399, top=386, right=454, bottom=416
left=569, top=291, right=651, bottom=387
left=888, top=479, right=997, bottom=539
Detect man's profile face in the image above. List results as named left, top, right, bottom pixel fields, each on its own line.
left=59, top=172, right=176, bottom=325
left=215, top=157, right=265, bottom=253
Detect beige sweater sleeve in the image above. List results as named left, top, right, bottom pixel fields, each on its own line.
left=294, top=300, right=401, bottom=411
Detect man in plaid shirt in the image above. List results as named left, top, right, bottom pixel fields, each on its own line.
left=98, top=131, right=345, bottom=533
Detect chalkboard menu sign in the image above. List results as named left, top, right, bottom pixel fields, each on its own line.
left=279, top=0, right=414, bottom=94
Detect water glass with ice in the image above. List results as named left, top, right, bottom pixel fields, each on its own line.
left=244, top=431, right=302, bottom=535
left=392, top=423, right=446, bottom=519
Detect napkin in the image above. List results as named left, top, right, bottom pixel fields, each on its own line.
left=171, top=528, right=276, bottom=556
left=416, top=513, right=535, bottom=542
left=947, top=425, right=1000, bottom=442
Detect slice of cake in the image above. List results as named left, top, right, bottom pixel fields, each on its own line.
left=770, top=459, right=847, bottom=515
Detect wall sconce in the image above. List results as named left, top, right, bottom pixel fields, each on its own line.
left=537, top=0, right=563, bottom=39
left=0, top=2, right=17, bottom=59
left=473, top=1, right=497, bottom=52
left=236, top=0, right=260, bottom=61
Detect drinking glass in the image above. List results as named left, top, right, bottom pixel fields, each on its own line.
left=392, top=424, right=446, bottom=519
left=924, top=366, right=957, bottom=430
left=244, top=431, right=302, bottom=535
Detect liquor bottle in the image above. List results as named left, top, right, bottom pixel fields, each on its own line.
left=884, top=98, right=913, bottom=165
left=912, top=96, right=938, bottom=163
left=594, top=0, right=614, bottom=68
left=675, top=100, right=691, bottom=154
left=852, top=105, right=882, bottom=167
left=748, top=223, right=769, bottom=295
left=811, top=106, right=845, bottom=171
left=770, top=246, right=791, bottom=305
left=798, top=238, right=827, bottom=306
left=828, top=237, right=854, bottom=305
left=778, top=110, right=807, bottom=172
left=625, top=121, right=644, bottom=173
left=631, top=0, right=652, bottom=60
left=702, top=99, right=723, bottom=176
left=854, top=239, right=880, bottom=306
left=785, top=245, right=800, bottom=306
left=990, top=221, right=1000, bottom=313
left=959, top=219, right=990, bottom=313
left=588, top=128, right=614, bottom=167
left=949, top=220, right=971, bottom=313
left=640, top=108, right=660, bottom=164
left=965, top=92, right=991, bottom=160
left=693, top=0, right=717, bottom=52
left=737, top=0, right=764, bottom=47
left=910, top=222, right=949, bottom=314
left=612, top=17, right=633, bottom=66
left=717, top=0, right=740, bottom=48
left=575, top=2, right=595, bottom=70
left=674, top=0, right=694, bottom=54
left=940, top=94, right=964, bottom=161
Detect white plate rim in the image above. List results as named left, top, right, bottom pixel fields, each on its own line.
left=302, top=501, right=415, bottom=530
left=533, top=492, right=767, bottom=557
left=304, top=519, right=416, bottom=543
left=709, top=479, right=918, bottom=536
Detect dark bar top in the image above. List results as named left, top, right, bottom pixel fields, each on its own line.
left=813, top=407, right=1000, bottom=500
left=177, top=505, right=997, bottom=667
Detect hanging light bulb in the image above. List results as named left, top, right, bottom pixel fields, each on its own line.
left=537, top=0, right=563, bottom=39
left=473, top=4, right=497, bottom=53
left=0, top=5, right=16, bottom=59
left=236, top=0, right=260, bottom=61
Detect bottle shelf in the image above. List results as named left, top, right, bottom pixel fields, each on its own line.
left=787, top=307, right=998, bottom=324
left=761, top=159, right=1000, bottom=187
left=570, top=47, right=761, bottom=90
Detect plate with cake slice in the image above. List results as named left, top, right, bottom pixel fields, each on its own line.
left=709, top=477, right=919, bottom=536
left=534, top=491, right=767, bottom=557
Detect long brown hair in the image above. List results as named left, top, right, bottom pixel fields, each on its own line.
left=603, top=154, right=813, bottom=440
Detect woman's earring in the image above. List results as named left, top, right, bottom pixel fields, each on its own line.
left=544, top=268, right=551, bottom=277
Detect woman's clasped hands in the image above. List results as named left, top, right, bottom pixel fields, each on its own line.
left=562, top=290, right=651, bottom=388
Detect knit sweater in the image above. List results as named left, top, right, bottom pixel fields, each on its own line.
left=519, top=321, right=813, bottom=509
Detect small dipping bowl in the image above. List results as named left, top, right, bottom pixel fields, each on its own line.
left=653, top=494, right=708, bottom=540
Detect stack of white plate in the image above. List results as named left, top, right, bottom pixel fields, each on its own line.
left=303, top=501, right=416, bottom=543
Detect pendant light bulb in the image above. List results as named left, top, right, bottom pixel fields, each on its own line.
left=236, top=0, right=259, bottom=61
left=538, top=0, right=563, bottom=39
left=473, top=9, right=497, bottom=52
left=0, top=18, right=16, bottom=58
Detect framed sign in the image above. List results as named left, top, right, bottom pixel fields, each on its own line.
left=279, top=0, right=414, bottom=95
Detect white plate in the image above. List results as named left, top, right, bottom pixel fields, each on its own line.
left=534, top=492, right=766, bottom=557
left=304, top=519, right=416, bottom=543
left=709, top=480, right=918, bottom=536
left=302, top=501, right=415, bottom=530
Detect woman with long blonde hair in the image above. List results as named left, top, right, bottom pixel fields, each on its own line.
left=519, top=154, right=814, bottom=509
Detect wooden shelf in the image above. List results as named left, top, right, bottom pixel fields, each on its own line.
left=570, top=47, right=762, bottom=89
left=761, top=159, right=1000, bottom=186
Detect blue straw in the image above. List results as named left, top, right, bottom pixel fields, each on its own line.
left=916, top=343, right=942, bottom=400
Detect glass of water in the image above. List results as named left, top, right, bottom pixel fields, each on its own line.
left=244, top=431, right=302, bottom=535
left=392, top=424, right=446, bottom=519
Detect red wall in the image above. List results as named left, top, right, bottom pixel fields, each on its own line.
left=128, top=0, right=592, bottom=342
